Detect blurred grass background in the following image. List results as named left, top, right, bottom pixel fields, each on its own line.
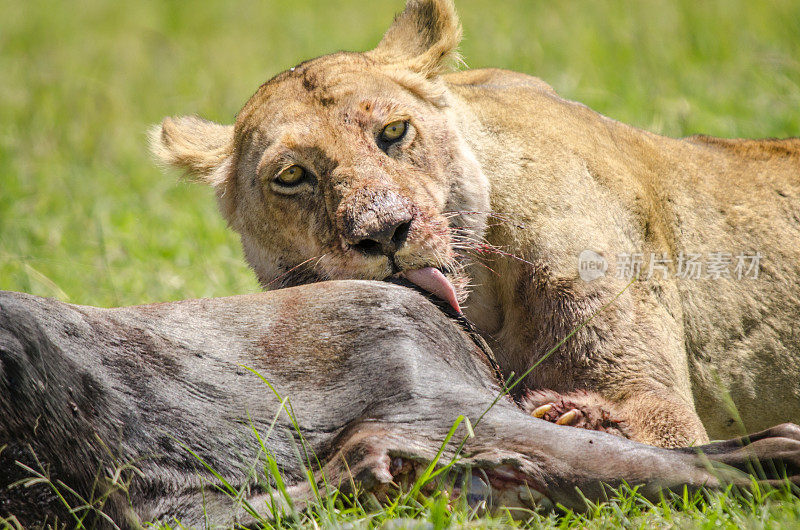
left=1, top=0, right=798, bottom=307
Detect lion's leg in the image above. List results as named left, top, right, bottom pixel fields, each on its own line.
left=521, top=386, right=708, bottom=447
left=614, top=387, right=709, bottom=447
left=503, top=272, right=709, bottom=447
left=525, top=360, right=709, bottom=448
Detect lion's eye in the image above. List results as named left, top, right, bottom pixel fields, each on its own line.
left=380, top=120, right=408, bottom=143
left=275, top=165, right=305, bottom=186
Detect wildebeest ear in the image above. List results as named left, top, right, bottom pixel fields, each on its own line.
left=149, top=116, right=234, bottom=187
left=368, top=0, right=462, bottom=78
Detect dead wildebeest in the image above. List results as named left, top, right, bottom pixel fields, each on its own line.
left=1, top=281, right=800, bottom=528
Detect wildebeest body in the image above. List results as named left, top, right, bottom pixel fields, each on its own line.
left=1, top=282, right=800, bottom=527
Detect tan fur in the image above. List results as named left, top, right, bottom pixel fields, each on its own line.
left=151, top=0, right=800, bottom=448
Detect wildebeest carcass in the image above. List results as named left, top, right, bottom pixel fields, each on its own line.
left=1, top=281, right=799, bottom=527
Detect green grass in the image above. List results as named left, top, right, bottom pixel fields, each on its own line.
left=12, top=375, right=800, bottom=530
left=1, top=0, right=799, bottom=527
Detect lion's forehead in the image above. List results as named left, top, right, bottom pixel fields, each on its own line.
left=235, top=69, right=424, bottom=173
left=238, top=53, right=400, bottom=129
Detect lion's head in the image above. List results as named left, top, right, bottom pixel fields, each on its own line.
left=151, top=0, right=489, bottom=312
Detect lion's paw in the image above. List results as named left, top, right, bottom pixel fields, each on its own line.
left=521, top=389, right=631, bottom=438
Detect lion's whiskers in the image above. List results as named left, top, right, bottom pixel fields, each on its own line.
left=448, top=227, right=537, bottom=269
left=442, top=210, right=527, bottom=229
left=452, top=249, right=500, bottom=277
left=266, top=254, right=328, bottom=287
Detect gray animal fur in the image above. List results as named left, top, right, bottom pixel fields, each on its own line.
left=1, top=281, right=799, bottom=527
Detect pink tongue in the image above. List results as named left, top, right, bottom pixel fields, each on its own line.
left=401, top=267, right=461, bottom=314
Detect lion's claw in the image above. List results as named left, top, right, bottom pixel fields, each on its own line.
left=531, top=403, right=553, bottom=418
left=555, top=408, right=580, bottom=426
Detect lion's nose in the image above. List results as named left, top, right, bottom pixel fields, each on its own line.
left=351, top=217, right=412, bottom=257
left=338, top=188, right=415, bottom=257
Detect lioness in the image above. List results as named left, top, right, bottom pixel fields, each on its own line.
left=152, top=0, right=800, bottom=447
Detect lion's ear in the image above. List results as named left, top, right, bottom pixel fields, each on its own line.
left=149, top=116, right=234, bottom=187
left=368, top=0, right=462, bottom=78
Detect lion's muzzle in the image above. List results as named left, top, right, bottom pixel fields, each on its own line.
left=337, top=187, right=414, bottom=258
